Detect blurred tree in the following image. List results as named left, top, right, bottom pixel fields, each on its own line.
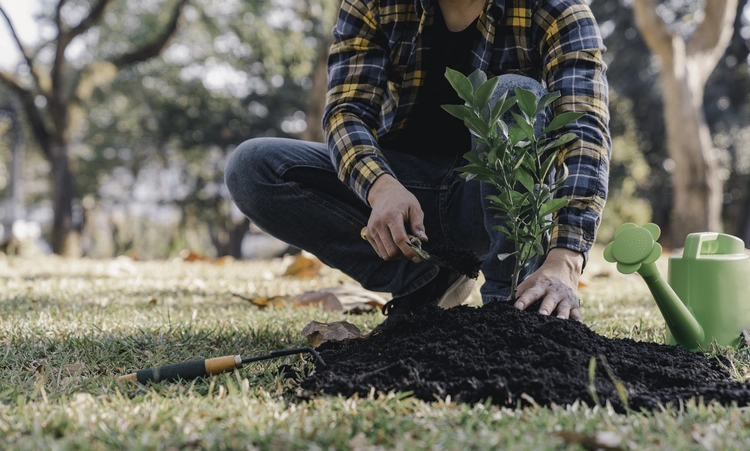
left=0, top=0, right=189, bottom=255
left=634, top=0, right=737, bottom=247
left=80, top=0, right=338, bottom=258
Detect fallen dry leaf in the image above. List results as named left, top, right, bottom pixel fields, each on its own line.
left=302, top=321, right=363, bottom=347
left=179, top=249, right=211, bottom=262
left=63, top=363, right=84, bottom=376
left=292, top=292, right=343, bottom=311
left=283, top=254, right=322, bottom=278
left=557, top=431, right=623, bottom=451
left=232, top=292, right=287, bottom=308
left=291, top=284, right=386, bottom=313
left=213, top=255, right=235, bottom=266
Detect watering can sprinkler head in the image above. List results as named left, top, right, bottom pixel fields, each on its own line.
left=603, top=223, right=662, bottom=275
left=604, top=223, right=706, bottom=350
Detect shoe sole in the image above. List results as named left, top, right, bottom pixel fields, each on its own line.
left=437, top=275, right=475, bottom=309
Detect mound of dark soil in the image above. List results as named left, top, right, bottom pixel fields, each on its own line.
left=301, top=301, right=750, bottom=411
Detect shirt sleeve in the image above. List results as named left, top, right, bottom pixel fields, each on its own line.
left=534, top=0, right=612, bottom=261
left=323, top=0, right=396, bottom=205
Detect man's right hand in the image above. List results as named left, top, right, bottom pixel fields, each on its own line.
left=365, top=174, right=428, bottom=263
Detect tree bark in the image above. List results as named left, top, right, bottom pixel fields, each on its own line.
left=50, top=145, right=76, bottom=254
left=0, top=0, right=189, bottom=256
left=301, top=37, right=332, bottom=143
left=634, top=0, right=737, bottom=247
left=209, top=217, right=250, bottom=258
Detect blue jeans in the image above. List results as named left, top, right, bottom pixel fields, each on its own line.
left=225, top=75, right=549, bottom=302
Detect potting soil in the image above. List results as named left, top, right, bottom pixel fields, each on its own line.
left=300, top=301, right=750, bottom=411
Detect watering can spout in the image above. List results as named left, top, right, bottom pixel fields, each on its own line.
left=604, top=223, right=704, bottom=349
left=637, top=260, right=705, bottom=348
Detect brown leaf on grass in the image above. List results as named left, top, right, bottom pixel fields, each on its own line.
left=232, top=292, right=287, bottom=308
left=557, top=431, right=623, bottom=451
left=64, top=363, right=85, bottom=376
left=283, top=254, right=322, bottom=278
left=291, top=284, right=386, bottom=313
left=302, top=321, right=364, bottom=347
left=213, top=255, right=235, bottom=266
left=148, top=298, right=158, bottom=307
left=577, top=280, right=588, bottom=289
left=292, top=292, right=343, bottom=310
left=179, top=249, right=211, bottom=262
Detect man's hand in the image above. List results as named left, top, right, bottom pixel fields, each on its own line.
left=514, top=248, right=584, bottom=321
left=366, top=174, right=428, bottom=263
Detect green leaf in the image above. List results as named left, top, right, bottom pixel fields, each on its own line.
left=511, top=112, right=536, bottom=141
left=463, top=149, right=483, bottom=166
left=468, top=69, right=488, bottom=90
left=445, top=68, right=474, bottom=104
left=555, top=163, right=569, bottom=185
left=539, top=198, right=568, bottom=217
left=474, top=77, right=499, bottom=112
left=490, top=94, right=518, bottom=125
left=487, top=147, right=499, bottom=166
left=497, top=252, right=515, bottom=261
left=517, top=168, right=534, bottom=192
left=533, top=241, right=545, bottom=256
left=542, top=111, right=585, bottom=134
left=515, top=87, right=538, bottom=118
left=540, top=153, right=558, bottom=180
left=510, top=190, right=531, bottom=207
left=554, top=132, right=579, bottom=148
left=535, top=91, right=560, bottom=117
left=441, top=104, right=475, bottom=122
left=464, top=117, right=491, bottom=137
left=455, top=165, right=494, bottom=176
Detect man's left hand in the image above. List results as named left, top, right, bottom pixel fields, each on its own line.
left=513, top=248, right=584, bottom=322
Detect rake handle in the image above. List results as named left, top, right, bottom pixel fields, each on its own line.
left=117, top=355, right=241, bottom=384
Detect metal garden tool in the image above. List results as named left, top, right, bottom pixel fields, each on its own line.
left=118, top=346, right=325, bottom=384
left=603, top=223, right=750, bottom=351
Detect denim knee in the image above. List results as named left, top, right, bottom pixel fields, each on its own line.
left=224, top=138, right=276, bottom=217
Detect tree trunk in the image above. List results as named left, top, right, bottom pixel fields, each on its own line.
left=50, top=145, right=77, bottom=255
left=634, top=0, right=737, bottom=247
left=209, top=217, right=250, bottom=258
left=661, top=59, right=723, bottom=245
left=301, top=37, right=332, bottom=143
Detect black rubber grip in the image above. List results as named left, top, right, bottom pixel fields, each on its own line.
left=136, top=358, right=207, bottom=384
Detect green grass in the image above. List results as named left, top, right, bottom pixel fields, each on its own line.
left=1, top=249, right=750, bottom=450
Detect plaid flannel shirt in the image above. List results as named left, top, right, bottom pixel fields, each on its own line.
left=323, top=0, right=611, bottom=255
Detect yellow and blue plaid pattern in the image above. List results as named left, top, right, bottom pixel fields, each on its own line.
left=324, top=0, right=611, bottom=254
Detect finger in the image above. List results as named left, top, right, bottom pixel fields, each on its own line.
left=570, top=306, right=583, bottom=323
left=537, top=291, right=564, bottom=316
left=514, top=283, right=547, bottom=310
left=389, top=222, right=420, bottom=263
left=369, top=229, right=385, bottom=260
left=381, top=222, right=407, bottom=261
left=365, top=223, right=387, bottom=260
left=555, top=299, right=573, bottom=319
left=408, top=207, right=428, bottom=242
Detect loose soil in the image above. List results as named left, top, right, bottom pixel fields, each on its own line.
left=301, top=301, right=750, bottom=411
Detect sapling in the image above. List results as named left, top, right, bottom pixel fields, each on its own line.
left=443, top=68, right=584, bottom=299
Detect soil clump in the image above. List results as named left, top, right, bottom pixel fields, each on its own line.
left=301, top=301, right=750, bottom=411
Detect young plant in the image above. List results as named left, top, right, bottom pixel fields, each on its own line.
left=443, top=68, right=584, bottom=299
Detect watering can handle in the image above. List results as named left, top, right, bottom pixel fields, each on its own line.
left=683, top=232, right=745, bottom=259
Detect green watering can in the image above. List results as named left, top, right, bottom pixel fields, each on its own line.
left=603, top=223, right=750, bottom=351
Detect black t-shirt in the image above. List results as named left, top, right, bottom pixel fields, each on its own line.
left=382, top=5, right=476, bottom=155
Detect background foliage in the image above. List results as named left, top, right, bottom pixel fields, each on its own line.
left=1, top=0, right=750, bottom=257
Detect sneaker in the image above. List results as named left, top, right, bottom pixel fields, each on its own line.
left=370, top=268, right=475, bottom=334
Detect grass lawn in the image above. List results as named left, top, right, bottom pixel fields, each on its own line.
left=1, top=248, right=749, bottom=450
